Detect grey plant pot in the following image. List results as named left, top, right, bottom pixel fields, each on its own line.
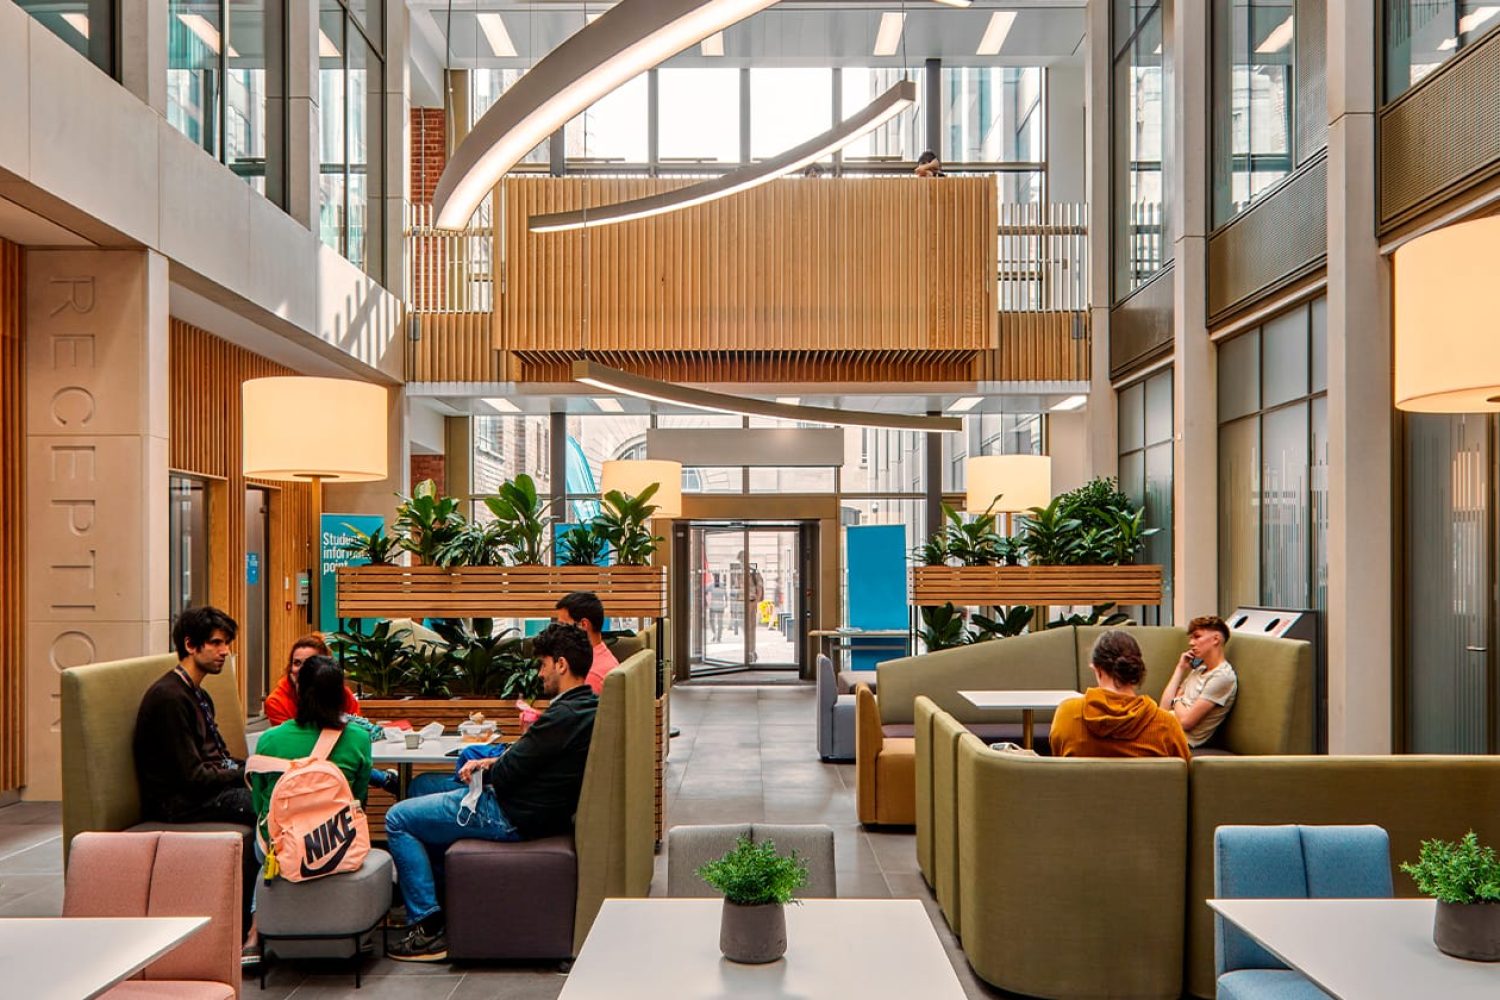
left=719, top=900, right=787, bottom=964
left=1434, top=900, right=1500, bottom=962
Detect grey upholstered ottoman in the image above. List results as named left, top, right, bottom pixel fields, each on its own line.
left=255, top=848, right=393, bottom=984
left=445, top=835, right=578, bottom=960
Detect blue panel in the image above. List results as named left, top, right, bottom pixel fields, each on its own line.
left=320, top=513, right=385, bottom=633
left=846, top=525, right=908, bottom=630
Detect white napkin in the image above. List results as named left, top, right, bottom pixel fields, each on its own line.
left=419, top=722, right=444, bottom=739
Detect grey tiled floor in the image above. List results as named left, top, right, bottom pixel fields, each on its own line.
left=0, top=685, right=1001, bottom=998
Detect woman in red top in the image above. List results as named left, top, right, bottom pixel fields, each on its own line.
left=262, top=635, right=360, bottom=724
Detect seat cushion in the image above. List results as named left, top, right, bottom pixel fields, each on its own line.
left=1217, top=969, right=1331, bottom=999
left=874, top=738, right=917, bottom=826
left=101, top=982, right=235, bottom=1000
left=1191, top=746, right=1237, bottom=757
left=882, top=723, right=916, bottom=738
left=257, top=849, right=394, bottom=956
left=126, top=821, right=253, bottom=837
left=445, top=835, right=578, bottom=960
left=838, top=671, right=878, bottom=695
left=963, top=722, right=1051, bottom=743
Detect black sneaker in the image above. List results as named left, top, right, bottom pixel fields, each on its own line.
left=372, top=768, right=401, bottom=794
left=387, top=922, right=447, bottom=962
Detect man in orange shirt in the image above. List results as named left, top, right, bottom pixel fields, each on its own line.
left=553, top=591, right=620, bottom=695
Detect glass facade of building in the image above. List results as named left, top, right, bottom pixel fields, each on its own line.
left=1118, top=369, right=1174, bottom=624
left=318, top=0, right=384, bottom=276
left=1112, top=1, right=1170, bottom=298
left=1385, top=1, right=1500, bottom=100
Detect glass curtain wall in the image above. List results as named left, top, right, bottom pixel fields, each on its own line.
left=1210, top=0, right=1328, bottom=226
left=1119, top=370, right=1175, bottom=623
left=842, top=68, right=924, bottom=162
left=1385, top=1, right=1500, bottom=100
left=1112, top=1, right=1171, bottom=298
left=167, top=1, right=285, bottom=204
left=16, top=0, right=115, bottom=75
left=942, top=67, right=1045, bottom=201
left=1217, top=296, right=1329, bottom=614
left=319, top=0, right=384, bottom=276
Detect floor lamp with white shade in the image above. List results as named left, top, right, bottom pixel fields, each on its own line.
left=965, top=454, right=1054, bottom=530
left=242, top=376, right=389, bottom=631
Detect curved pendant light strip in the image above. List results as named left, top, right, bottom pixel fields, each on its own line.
left=529, top=81, right=917, bottom=233
left=574, top=361, right=962, bottom=433
left=432, top=0, right=780, bottom=229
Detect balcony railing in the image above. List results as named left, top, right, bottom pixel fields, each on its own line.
left=998, top=201, right=1088, bottom=313
left=405, top=202, right=493, bottom=314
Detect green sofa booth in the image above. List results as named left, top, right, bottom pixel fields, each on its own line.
left=921, top=700, right=1500, bottom=999
left=862, top=624, right=1314, bottom=831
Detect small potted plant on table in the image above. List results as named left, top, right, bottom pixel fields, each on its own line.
left=695, top=835, right=809, bottom=964
left=1401, top=830, right=1500, bottom=961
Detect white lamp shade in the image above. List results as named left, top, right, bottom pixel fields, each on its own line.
left=243, top=376, right=389, bottom=481
left=1395, top=213, right=1500, bottom=412
left=600, top=459, right=683, bottom=518
left=965, top=455, right=1052, bottom=514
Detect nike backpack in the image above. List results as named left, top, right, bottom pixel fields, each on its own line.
left=246, top=728, right=370, bottom=882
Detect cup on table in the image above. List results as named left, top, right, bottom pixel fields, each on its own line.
left=404, top=732, right=422, bottom=750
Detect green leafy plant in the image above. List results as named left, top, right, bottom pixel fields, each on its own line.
left=395, top=479, right=466, bottom=565
left=483, top=474, right=550, bottom=566
left=1016, top=497, right=1085, bottom=566
left=344, top=523, right=398, bottom=565
left=695, top=835, right=809, bottom=907
left=433, top=519, right=505, bottom=568
left=915, top=534, right=950, bottom=567
left=428, top=618, right=531, bottom=697
left=1105, top=507, right=1156, bottom=565
left=402, top=643, right=459, bottom=699
left=971, top=605, right=1035, bottom=641
left=1047, top=604, right=1131, bottom=628
left=330, top=620, right=412, bottom=698
left=559, top=524, right=609, bottom=566
left=941, top=502, right=1006, bottom=567
left=596, top=484, right=663, bottom=566
left=1401, top=831, right=1500, bottom=904
left=918, top=603, right=971, bottom=651
left=500, top=658, right=543, bottom=700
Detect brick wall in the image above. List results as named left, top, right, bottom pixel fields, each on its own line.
left=411, top=454, right=447, bottom=493
left=411, top=108, right=447, bottom=205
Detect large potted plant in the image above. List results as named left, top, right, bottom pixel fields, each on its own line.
left=696, top=835, right=808, bottom=964
left=1401, top=830, right=1500, bottom=961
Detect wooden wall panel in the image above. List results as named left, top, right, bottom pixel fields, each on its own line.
left=978, top=312, right=1091, bottom=382
left=169, top=321, right=315, bottom=713
left=496, top=176, right=998, bottom=355
left=0, top=239, right=23, bottom=791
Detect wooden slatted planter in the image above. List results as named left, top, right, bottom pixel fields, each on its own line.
left=912, top=564, right=1164, bottom=607
left=335, top=564, right=669, bottom=619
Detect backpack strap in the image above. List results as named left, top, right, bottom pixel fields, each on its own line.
left=310, top=728, right=342, bottom=761
left=245, top=754, right=289, bottom=775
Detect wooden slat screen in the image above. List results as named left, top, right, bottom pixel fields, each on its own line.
left=407, top=312, right=509, bottom=383
left=170, top=321, right=315, bottom=713
left=496, top=176, right=998, bottom=355
left=336, top=565, right=670, bottom=619
left=912, top=565, right=1164, bottom=606
left=981, top=312, right=1091, bottom=382
left=0, top=239, right=23, bottom=792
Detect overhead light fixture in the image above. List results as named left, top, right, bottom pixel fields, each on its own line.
left=775, top=396, right=801, bottom=405
left=593, top=396, right=625, bottom=413
left=483, top=397, right=521, bottom=413
left=701, top=31, right=725, bottom=56
left=319, top=29, right=340, bottom=59
left=1394, top=213, right=1500, bottom=412
left=1255, top=15, right=1293, bottom=54
left=874, top=12, right=906, bottom=56
left=574, top=360, right=961, bottom=432
left=932, top=0, right=973, bottom=7
left=477, top=12, right=516, bottom=58
left=528, top=81, right=916, bottom=232
left=178, top=13, right=236, bottom=56
left=965, top=455, right=1052, bottom=515
left=61, top=12, right=89, bottom=39
left=977, top=12, right=1017, bottom=55
left=433, top=0, right=780, bottom=229
left=1051, top=394, right=1087, bottom=412
left=946, top=396, right=983, bottom=413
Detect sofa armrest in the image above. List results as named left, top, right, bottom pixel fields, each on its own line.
left=855, top=684, right=882, bottom=824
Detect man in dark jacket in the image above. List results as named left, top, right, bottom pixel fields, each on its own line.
left=385, top=623, right=599, bottom=962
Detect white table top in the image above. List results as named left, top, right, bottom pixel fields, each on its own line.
left=559, top=898, right=967, bottom=999
left=959, top=689, right=1079, bottom=710
left=371, top=734, right=468, bottom=765
left=0, top=916, right=208, bottom=1000
left=1209, top=898, right=1500, bottom=1000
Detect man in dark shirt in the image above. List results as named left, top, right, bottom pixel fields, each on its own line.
left=385, top=623, right=599, bottom=962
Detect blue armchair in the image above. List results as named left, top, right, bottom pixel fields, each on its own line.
left=1214, top=824, right=1392, bottom=1000
left=816, top=654, right=855, bottom=761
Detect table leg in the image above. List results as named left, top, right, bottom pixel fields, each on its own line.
left=397, top=763, right=411, bottom=799
left=1021, top=709, right=1034, bottom=750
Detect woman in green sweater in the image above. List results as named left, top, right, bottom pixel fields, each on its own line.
left=250, top=656, right=374, bottom=834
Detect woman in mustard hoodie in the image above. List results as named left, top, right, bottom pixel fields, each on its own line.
left=1049, top=630, right=1191, bottom=759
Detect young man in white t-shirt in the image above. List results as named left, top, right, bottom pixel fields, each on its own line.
left=1160, top=615, right=1239, bottom=748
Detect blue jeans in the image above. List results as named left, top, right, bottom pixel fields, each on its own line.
left=407, top=771, right=463, bottom=798
left=384, top=785, right=521, bottom=924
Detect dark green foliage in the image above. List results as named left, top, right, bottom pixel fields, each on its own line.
left=595, top=484, right=664, bottom=566
left=344, top=523, right=397, bottom=565
left=433, top=519, right=506, bottom=568
left=483, top=473, right=549, bottom=566
left=395, top=480, right=466, bottom=565
left=559, top=524, right=609, bottom=566
left=1017, top=477, right=1157, bottom=566
left=695, top=835, right=809, bottom=906
left=916, top=535, right=949, bottom=567
left=919, top=603, right=971, bottom=651
left=971, top=605, right=1035, bottom=641
left=402, top=643, right=459, bottom=699
left=429, top=618, right=532, bottom=697
left=1047, top=604, right=1131, bottom=628
left=941, top=502, right=1006, bottom=566
left=331, top=620, right=411, bottom=698
left=1402, top=831, right=1500, bottom=904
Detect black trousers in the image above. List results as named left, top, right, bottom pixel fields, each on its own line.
left=171, top=786, right=257, bottom=936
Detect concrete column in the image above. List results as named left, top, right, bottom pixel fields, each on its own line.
left=1168, top=0, right=1218, bottom=624
left=286, top=0, right=319, bottom=229
left=444, top=414, right=473, bottom=500
left=1084, top=0, right=1117, bottom=480
left=924, top=58, right=942, bottom=156
left=1047, top=64, right=1087, bottom=203
left=382, top=0, right=410, bottom=293
left=1325, top=5, right=1392, bottom=753
left=23, top=250, right=170, bottom=800
left=117, top=0, right=166, bottom=115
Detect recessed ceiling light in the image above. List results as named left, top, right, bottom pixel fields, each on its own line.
left=932, top=0, right=973, bottom=7
left=874, top=12, right=906, bottom=56
left=1255, top=15, right=1293, bottom=54
left=977, top=11, right=1017, bottom=54
left=61, top=12, right=89, bottom=39
left=477, top=12, right=516, bottom=57
left=946, top=396, right=983, bottom=413
left=776, top=396, right=801, bottom=405
left=593, top=396, right=625, bottom=413
left=701, top=31, right=725, bottom=56
left=483, top=397, right=521, bottom=414
left=1051, top=395, right=1088, bottom=412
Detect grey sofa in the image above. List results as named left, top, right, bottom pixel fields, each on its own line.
left=666, top=823, right=837, bottom=898
left=816, top=654, right=855, bottom=761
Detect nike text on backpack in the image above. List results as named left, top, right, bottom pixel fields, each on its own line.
left=247, top=728, right=371, bottom=881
